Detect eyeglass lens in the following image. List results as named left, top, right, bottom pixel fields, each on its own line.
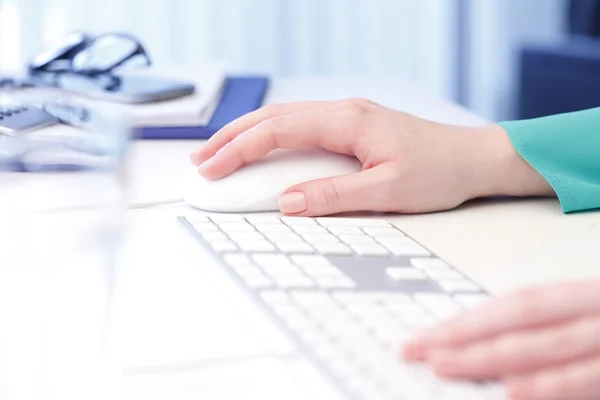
left=72, top=35, right=141, bottom=73
left=29, top=32, right=89, bottom=71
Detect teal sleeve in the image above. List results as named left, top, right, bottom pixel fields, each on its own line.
left=498, top=108, right=600, bottom=213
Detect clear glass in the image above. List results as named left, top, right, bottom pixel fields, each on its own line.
left=0, top=91, right=130, bottom=400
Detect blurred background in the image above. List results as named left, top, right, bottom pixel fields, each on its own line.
left=1, top=0, right=599, bottom=122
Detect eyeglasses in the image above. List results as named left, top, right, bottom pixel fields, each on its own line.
left=28, top=31, right=152, bottom=76
left=0, top=32, right=151, bottom=92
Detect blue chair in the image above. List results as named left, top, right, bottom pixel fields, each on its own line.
left=518, top=0, right=600, bottom=119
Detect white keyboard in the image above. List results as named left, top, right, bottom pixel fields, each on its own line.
left=179, top=214, right=504, bottom=400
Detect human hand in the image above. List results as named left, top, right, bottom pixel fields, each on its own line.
left=403, top=280, right=600, bottom=400
left=189, top=99, right=554, bottom=216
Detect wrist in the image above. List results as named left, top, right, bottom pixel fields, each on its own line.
left=459, top=124, right=556, bottom=200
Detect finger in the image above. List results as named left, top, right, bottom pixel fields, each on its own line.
left=426, top=315, right=600, bottom=380
left=189, top=101, right=331, bottom=166
left=404, top=280, right=600, bottom=360
left=278, top=165, right=391, bottom=217
left=199, top=105, right=362, bottom=179
left=506, top=355, right=600, bottom=400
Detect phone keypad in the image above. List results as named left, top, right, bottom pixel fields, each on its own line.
left=0, top=104, right=58, bottom=135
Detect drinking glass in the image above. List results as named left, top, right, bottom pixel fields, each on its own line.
left=0, top=91, right=130, bottom=400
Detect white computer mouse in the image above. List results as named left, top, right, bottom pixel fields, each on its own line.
left=183, top=149, right=362, bottom=212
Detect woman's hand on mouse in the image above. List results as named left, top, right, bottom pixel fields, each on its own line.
left=403, top=280, right=600, bottom=400
left=189, top=99, right=555, bottom=216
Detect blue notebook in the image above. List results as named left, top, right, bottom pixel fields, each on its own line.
left=135, top=76, right=270, bottom=139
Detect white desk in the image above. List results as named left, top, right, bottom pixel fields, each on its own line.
left=4, top=76, right=600, bottom=399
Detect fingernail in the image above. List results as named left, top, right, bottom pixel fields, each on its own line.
left=402, top=339, right=427, bottom=361
left=189, top=152, right=201, bottom=166
left=198, top=157, right=216, bottom=176
left=279, top=192, right=307, bottom=214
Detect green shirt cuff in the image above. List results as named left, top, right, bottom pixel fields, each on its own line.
left=499, top=108, right=600, bottom=213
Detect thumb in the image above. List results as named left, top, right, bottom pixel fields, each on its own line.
left=278, top=167, right=388, bottom=217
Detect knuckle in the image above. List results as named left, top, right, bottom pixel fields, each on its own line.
left=321, top=179, right=342, bottom=213
left=341, top=97, right=373, bottom=115
left=260, top=103, right=283, bottom=116
left=257, top=118, right=280, bottom=148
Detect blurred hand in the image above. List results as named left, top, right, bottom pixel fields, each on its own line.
left=403, top=280, right=600, bottom=400
left=190, top=99, right=554, bottom=216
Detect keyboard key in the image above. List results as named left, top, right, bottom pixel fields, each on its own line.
left=398, top=311, right=438, bottom=330
left=302, top=233, right=340, bottom=244
left=185, top=216, right=209, bottom=224
left=218, top=222, right=256, bottom=232
left=227, top=231, right=265, bottom=242
left=238, top=241, right=276, bottom=253
left=242, top=276, right=274, bottom=289
left=223, top=254, right=253, bottom=266
left=251, top=254, right=291, bottom=267
left=273, top=276, right=315, bottom=289
left=377, top=293, right=414, bottom=305
left=438, top=381, right=487, bottom=400
left=315, top=276, right=357, bottom=289
left=346, top=304, right=385, bottom=318
left=314, top=243, right=353, bottom=255
left=271, top=304, right=306, bottom=321
left=383, top=303, right=423, bottom=316
left=332, top=291, right=381, bottom=306
left=454, top=294, right=491, bottom=309
left=200, top=231, right=229, bottom=242
left=208, top=214, right=245, bottom=223
left=439, top=280, right=481, bottom=293
left=290, top=291, right=337, bottom=308
left=268, top=269, right=307, bottom=281
left=292, top=225, right=329, bottom=235
left=385, top=267, right=427, bottom=281
left=426, top=269, right=464, bottom=281
left=327, top=226, right=363, bottom=235
left=339, top=234, right=376, bottom=245
left=282, top=217, right=317, bottom=226
left=259, top=290, right=291, bottom=306
left=276, top=242, right=315, bottom=254
left=265, top=232, right=303, bottom=242
left=261, top=263, right=302, bottom=276
left=411, top=258, right=451, bottom=270
left=414, top=293, right=462, bottom=320
left=192, top=222, right=219, bottom=232
left=378, top=238, right=431, bottom=257
left=363, top=227, right=405, bottom=237
left=255, top=224, right=292, bottom=234
left=231, top=265, right=264, bottom=278
left=317, top=218, right=391, bottom=227
left=245, top=216, right=282, bottom=224
left=290, top=254, right=330, bottom=266
left=351, top=243, right=389, bottom=256
left=302, top=266, right=345, bottom=278
left=209, top=240, right=238, bottom=252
